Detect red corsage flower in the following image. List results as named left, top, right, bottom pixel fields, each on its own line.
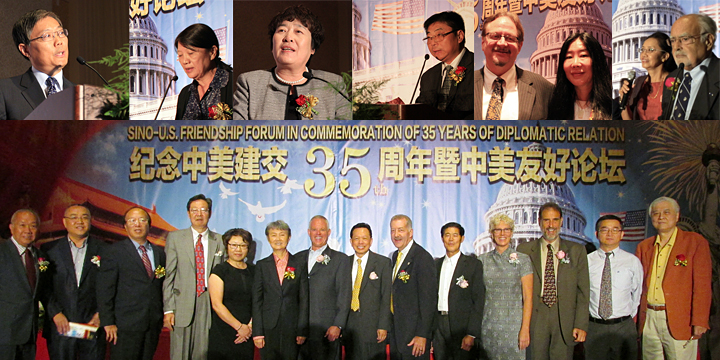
left=674, top=254, right=687, bottom=266
left=455, top=66, right=466, bottom=75
left=296, top=95, right=308, bottom=107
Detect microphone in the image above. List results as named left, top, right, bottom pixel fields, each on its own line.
left=618, top=70, right=636, bottom=110
left=302, top=71, right=351, bottom=102
left=411, top=54, right=430, bottom=104
left=76, top=56, right=110, bottom=86
left=662, top=63, right=683, bottom=119
left=154, top=75, right=178, bottom=120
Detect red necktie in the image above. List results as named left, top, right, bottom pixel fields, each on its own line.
left=24, top=249, right=36, bottom=290
left=139, top=245, right=153, bottom=279
left=195, top=234, right=205, bottom=296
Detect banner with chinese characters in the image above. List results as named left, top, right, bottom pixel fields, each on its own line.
left=128, top=0, right=233, bottom=120
left=32, top=120, right=714, bottom=262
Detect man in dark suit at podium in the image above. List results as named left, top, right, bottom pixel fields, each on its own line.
left=0, top=9, right=73, bottom=120
left=415, top=11, right=473, bottom=120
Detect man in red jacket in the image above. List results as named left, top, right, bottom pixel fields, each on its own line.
left=636, top=196, right=712, bottom=359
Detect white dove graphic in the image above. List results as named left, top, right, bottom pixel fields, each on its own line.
left=238, top=198, right=287, bottom=222
left=278, top=179, right=304, bottom=194
left=219, top=183, right=239, bottom=199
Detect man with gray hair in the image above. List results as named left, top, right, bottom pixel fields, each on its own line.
left=0, top=209, right=44, bottom=360
left=661, top=14, right=719, bottom=120
left=636, top=196, right=712, bottom=359
left=0, top=9, right=73, bottom=119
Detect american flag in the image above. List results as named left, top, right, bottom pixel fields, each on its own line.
left=371, top=0, right=425, bottom=35
left=599, top=210, right=647, bottom=241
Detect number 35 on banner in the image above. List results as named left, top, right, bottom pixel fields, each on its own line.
left=305, top=146, right=371, bottom=199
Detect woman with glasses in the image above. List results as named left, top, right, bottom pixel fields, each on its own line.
left=174, top=23, right=234, bottom=119
left=618, top=32, right=677, bottom=120
left=478, top=214, right=533, bottom=360
left=547, top=32, right=612, bottom=120
left=233, top=4, right=350, bottom=120
left=208, top=229, right=256, bottom=359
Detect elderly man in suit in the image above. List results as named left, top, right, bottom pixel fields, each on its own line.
left=344, top=223, right=392, bottom=360
left=415, top=11, right=473, bottom=119
left=253, top=220, right=309, bottom=360
left=163, top=194, right=222, bottom=360
left=661, top=14, right=719, bottom=120
left=474, top=10, right=553, bottom=120
left=97, top=207, right=166, bottom=360
left=389, top=214, right=437, bottom=360
left=517, top=202, right=589, bottom=360
left=0, top=209, right=44, bottom=360
left=41, top=204, right=107, bottom=360
left=297, top=215, right=351, bottom=360
left=433, top=222, right=485, bottom=360
left=636, top=197, right=712, bottom=359
left=0, top=9, right=73, bottom=120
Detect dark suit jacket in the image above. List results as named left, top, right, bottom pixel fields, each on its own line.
left=391, top=242, right=438, bottom=355
left=660, top=53, right=720, bottom=120
left=635, top=228, right=712, bottom=340
left=434, top=253, right=485, bottom=341
left=175, top=64, right=233, bottom=120
left=517, top=238, right=589, bottom=346
left=252, top=252, right=309, bottom=338
left=41, top=236, right=107, bottom=338
left=345, top=251, right=392, bottom=344
left=474, top=65, right=554, bottom=120
left=297, top=247, right=351, bottom=339
left=0, top=67, right=73, bottom=120
left=96, top=239, right=165, bottom=332
left=0, top=238, right=45, bottom=345
left=415, top=48, right=473, bottom=119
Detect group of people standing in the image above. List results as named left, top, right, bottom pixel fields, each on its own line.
left=0, top=194, right=713, bottom=360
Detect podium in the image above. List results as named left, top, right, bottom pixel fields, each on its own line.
left=25, top=85, right=119, bottom=120
left=379, top=103, right=462, bottom=120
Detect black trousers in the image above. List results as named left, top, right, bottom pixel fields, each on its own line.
left=584, top=317, right=638, bottom=360
left=0, top=343, right=36, bottom=360
left=299, top=337, right=341, bottom=360
left=47, top=327, right=106, bottom=360
left=432, top=313, right=475, bottom=360
left=260, top=324, right=299, bottom=360
left=109, top=327, right=161, bottom=360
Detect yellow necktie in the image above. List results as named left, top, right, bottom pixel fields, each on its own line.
left=351, top=259, right=362, bottom=311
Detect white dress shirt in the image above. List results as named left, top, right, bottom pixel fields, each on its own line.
left=438, top=252, right=461, bottom=312
left=482, top=65, right=519, bottom=120
left=352, top=253, right=369, bottom=288
left=68, top=237, right=88, bottom=286
left=439, top=48, right=467, bottom=87
left=587, top=247, right=643, bottom=319
left=31, top=67, right=64, bottom=98
left=11, top=237, right=32, bottom=265
left=672, top=57, right=711, bottom=120
left=393, top=240, right=414, bottom=278
left=307, top=244, right=328, bottom=273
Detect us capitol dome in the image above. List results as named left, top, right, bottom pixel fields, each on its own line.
left=530, top=2, right=612, bottom=85
left=473, top=143, right=592, bottom=255
left=611, top=0, right=683, bottom=96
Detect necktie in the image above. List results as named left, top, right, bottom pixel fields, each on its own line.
left=46, top=76, right=59, bottom=96
left=438, top=64, right=454, bottom=111
left=195, top=234, right=205, bottom=296
left=24, top=249, right=36, bottom=290
left=598, top=252, right=613, bottom=319
left=671, top=72, right=692, bottom=120
left=139, top=245, right=153, bottom=279
left=351, top=259, right=362, bottom=311
left=486, top=77, right=505, bottom=120
left=391, top=251, right=402, bottom=314
left=542, top=244, right=557, bottom=307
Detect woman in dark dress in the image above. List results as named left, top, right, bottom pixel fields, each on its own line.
left=174, top=23, right=233, bottom=119
left=208, top=228, right=255, bottom=359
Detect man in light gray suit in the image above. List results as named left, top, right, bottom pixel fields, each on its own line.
left=474, top=10, right=553, bottom=120
left=297, top=215, right=351, bottom=360
left=163, top=194, right=224, bottom=360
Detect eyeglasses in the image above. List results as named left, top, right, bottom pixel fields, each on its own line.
left=228, top=243, right=249, bottom=249
left=423, top=31, right=455, bottom=43
left=598, top=228, right=622, bottom=234
left=492, top=228, right=513, bottom=234
left=669, top=33, right=707, bottom=45
left=65, top=215, right=90, bottom=223
left=126, top=218, right=149, bottom=225
left=30, top=28, right=68, bottom=42
left=189, top=208, right=209, bottom=214
left=639, top=47, right=663, bottom=54
left=485, top=32, right=521, bottom=44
